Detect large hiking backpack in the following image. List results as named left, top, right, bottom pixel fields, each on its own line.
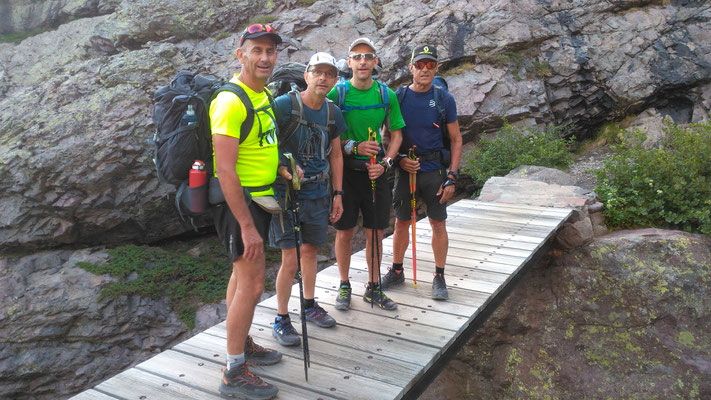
left=266, top=62, right=307, bottom=98
left=151, top=70, right=273, bottom=221
left=395, top=75, right=451, bottom=163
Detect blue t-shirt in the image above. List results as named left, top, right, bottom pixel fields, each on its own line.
left=273, top=93, right=347, bottom=199
left=399, top=86, right=458, bottom=173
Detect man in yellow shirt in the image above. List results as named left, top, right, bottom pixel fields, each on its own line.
left=210, top=24, right=281, bottom=400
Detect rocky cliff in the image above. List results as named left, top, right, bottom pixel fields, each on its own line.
left=421, top=229, right=711, bottom=399
left=0, top=0, right=709, bottom=251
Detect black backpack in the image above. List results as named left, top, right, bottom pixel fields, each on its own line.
left=266, top=62, right=338, bottom=147
left=151, top=70, right=274, bottom=220
left=395, top=75, right=450, bottom=163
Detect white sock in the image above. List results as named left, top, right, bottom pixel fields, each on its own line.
left=226, top=353, right=245, bottom=370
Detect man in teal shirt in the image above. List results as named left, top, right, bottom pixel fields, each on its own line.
left=327, top=37, right=405, bottom=311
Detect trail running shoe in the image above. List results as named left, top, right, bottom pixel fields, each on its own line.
left=245, top=335, right=282, bottom=365
left=272, top=318, right=301, bottom=347
left=363, top=285, right=398, bottom=310
left=432, top=273, right=449, bottom=300
left=305, top=302, right=336, bottom=328
left=219, top=362, right=279, bottom=400
left=334, top=285, right=352, bottom=311
left=380, top=267, right=405, bottom=289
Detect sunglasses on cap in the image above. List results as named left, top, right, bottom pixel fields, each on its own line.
left=349, top=52, right=377, bottom=60
left=246, top=23, right=275, bottom=34
left=414, top=60, right=437, bottom=70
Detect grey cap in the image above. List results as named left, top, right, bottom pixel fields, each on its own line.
left=348, top=37, right=377, bottom=53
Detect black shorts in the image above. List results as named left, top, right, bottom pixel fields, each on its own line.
left=213, top=200, right=272, bottom=263
left=393, top=168, right=447, bottom=221
left=334, top=168, right=391, bottom=231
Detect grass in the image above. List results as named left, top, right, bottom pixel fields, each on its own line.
left=78, top=237, right=281, bottom=329
left=248, top=15, right=278, bottom=25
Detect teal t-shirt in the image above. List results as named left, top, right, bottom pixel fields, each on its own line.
left=327, top=80, right=405, bottom=159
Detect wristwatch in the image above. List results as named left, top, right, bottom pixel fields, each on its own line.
left=446, top=169, right=459, bottom=180
left=379, top=156, right=394, bottom=172
left=332, top=190, right=345, bottom=197
left=443, top=178, right=456, bottom=188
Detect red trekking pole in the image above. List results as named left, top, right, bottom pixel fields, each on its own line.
left=408, top=146, right=418, bottom=288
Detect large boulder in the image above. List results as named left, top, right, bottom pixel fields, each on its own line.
left=0, top=0, right=709, bottom=251
left=0, top=249, right=191, bottom=400
left=421, top=229, right=711, bottom=399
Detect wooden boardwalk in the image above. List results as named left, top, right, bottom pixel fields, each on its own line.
left=71, top=199, right=572, bottom=400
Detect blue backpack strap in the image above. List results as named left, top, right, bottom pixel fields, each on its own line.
left=335, top=81, right=349, bottom=111
left=432, top=85, right=447, bottom=125
left=377, top=81, right=391, bottom=129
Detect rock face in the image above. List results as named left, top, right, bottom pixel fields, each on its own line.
left=421, top=229, right=711, bottom=399
left=1, top=0, right=710, bottom=251
left=0, top=250, right=189, bottom=399
left=0, top=0, right=120, bottom=34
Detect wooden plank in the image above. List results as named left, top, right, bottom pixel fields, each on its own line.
left=382, top=238, right=532, bottom=260
left=355, top=251, right=521, bottom=276
left=94, top=367, right=223, bottom=400
left=315, top=266, right=484, bottom=315
left=416, top=223, right=551, bottom=245
left=459, top=200, right=573, bottom=216
left=447, top=210, right=563, bottom=228
left=136, top=349, right=358, bottom=400
left=413, top=228, right=542, bottom=251
left=259, top=287, right=465, bottom=332
left=68, top=390, right=119, bottom=400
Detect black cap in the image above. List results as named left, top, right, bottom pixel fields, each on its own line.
left=411, top=45, right=438, bottom=64
left=239, top=24, right=282, bottom=47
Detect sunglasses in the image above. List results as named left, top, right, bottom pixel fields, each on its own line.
left=349, top=53, right=377, bottom=60
left=246, top=23, right=275, bottom=34
left=414, top=60, right=437, bottom=70
left=308, top=68, right=338, bottom=78
left=240, top=24, right=276, bottom=46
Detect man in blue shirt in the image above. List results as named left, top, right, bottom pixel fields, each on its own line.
left=269, top=52, right=347, bottom=346
left=382, top=44, right=463, bottom=300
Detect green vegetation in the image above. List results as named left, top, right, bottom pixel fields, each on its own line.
left=78, top=239, right=280, bottom=329
left=213, top=31, right=232, bottom=41
left=248, top=15, right=278, bottom=25
left=461, top=122, right=575, bottom=191
left=595, top=119, right=711, bottom=236
left=297, top=0, right=318, bottom=5
left=0, top=29, right=44, bottom=44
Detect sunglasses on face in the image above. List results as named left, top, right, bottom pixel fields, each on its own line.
left=308, top=68, right=338, bottom=78
left=414, top=60, right=437, bottom=70
left=246, top=23, right=275, bottom=34
left=349, top=53, right=377, bottom=61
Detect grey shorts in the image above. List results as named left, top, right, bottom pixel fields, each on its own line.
left=393, top=168, right=447, bottom=221
left=269, top=196, right=330, bottom=248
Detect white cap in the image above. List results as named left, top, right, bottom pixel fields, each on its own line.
left=348, top=37, right=377, bottom=53
left=307, top=52, right=338, bottom=69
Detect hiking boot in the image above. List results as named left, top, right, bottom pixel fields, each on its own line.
left=245, top=335, right=282, bottom=365
left=334, top=285, right=352, bottom=311
left=272, top=318, right=301, bottom=347
left=219, top=362, right=279, bottom=400
left=305, top=302, right=336, bottom=328
left=363, top=285, right=398, bottom=310
left=432, top=274, right=449, bottom=300
left=380, top=267, right=405, bottom=289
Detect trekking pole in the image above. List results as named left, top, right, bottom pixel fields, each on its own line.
left=367, top=128, right=380, bottom=305
left=408, top=146, right=418, bottom=289
left=284, top=153, right=310, bottom=381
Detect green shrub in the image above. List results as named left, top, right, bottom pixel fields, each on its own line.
left=78, top=241, right=231, bottom=329
left=462, top=123, right=575, bottom=190
left=595, top=120, right=711, bottom=236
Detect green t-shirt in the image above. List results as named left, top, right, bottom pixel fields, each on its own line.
left=209, top=75, right=278, bottom=196
left=327, top=80, right=405, bottom=159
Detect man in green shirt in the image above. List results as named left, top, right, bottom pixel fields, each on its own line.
left=327, top=37, right=405, bottom=311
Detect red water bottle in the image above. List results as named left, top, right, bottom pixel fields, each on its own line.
left=189, top=160, right=206, bottom=187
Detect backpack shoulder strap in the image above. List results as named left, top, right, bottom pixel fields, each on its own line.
left=395, top=84, right=408, bottom=104
left=325, top=99, right=339, bottom=136
left=432, top=85, right=447, bottom=124
left=278, top=91, right=303, bottom=147
left=213, top=82, right=253, bottom=144
left=378, top=81, right=391, bottom=129
left=335, top=81, right=349, bottom=111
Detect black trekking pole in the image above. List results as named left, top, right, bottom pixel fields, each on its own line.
left=367, top=128, right=381, bottom=307
left=284, top=153, right=310, bottom=381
